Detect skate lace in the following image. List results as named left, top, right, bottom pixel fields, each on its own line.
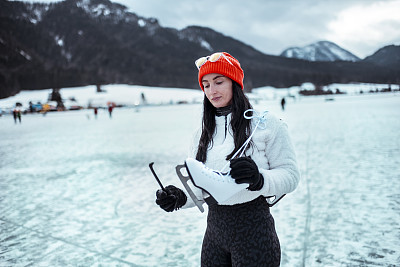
left=200, top=165, right=232, bottom=182
left=220, top=109, right=268, bottom=173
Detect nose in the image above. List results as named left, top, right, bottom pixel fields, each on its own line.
left=209, top=84, right=217, bottom=94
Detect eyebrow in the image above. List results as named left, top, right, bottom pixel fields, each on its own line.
left=202, top=75, right=225, bottom=83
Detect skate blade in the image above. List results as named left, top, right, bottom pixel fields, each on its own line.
left=265, top=194, right=286, bottom=207
left=175, top=164, right=205, bottom=213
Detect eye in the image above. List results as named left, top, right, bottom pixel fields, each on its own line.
left=215, top=78, right=224, bottom=84
left=203, top=83, right=210, bottom=89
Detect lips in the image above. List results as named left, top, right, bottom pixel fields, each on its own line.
left=212, top=96, right=222, bottom=102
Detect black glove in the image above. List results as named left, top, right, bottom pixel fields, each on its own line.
left=230, top=157, right=264, bottom=191
left=155, top=185, right=187, bottom=212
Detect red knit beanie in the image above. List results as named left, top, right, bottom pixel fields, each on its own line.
left=198, top=52, right=244, bottom=91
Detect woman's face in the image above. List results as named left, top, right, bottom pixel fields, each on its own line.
left=202, top=73, right=233, bottom=108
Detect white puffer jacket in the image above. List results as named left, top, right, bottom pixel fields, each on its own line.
left=182, top=111, right=300, bottom=207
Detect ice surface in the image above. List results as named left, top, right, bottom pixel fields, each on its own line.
left=1, top=91, right=399, bottom=266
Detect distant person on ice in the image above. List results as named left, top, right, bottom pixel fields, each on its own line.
left=155, top=52, right=300, bottom=266
left=108, top=105, right=113, bottom=118
left=13, top=108, right=21, bottom=124
left=281, top=97, right=286, bottom=111
left=13, top=109, right=17, bottom=123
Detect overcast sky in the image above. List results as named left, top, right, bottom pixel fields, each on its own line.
left=25, top=0, right=400, bottom=59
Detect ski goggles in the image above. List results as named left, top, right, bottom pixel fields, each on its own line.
left=195, top=52, right=234, bottom=70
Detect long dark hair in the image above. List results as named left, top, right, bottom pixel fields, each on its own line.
left=195, top=81, right=253, bottom=163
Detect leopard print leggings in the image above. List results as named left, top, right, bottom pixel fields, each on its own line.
left=201, top=196, right=281, bottom=267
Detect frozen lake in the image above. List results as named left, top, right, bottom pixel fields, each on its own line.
left=1, top=93, right=399, bottom=266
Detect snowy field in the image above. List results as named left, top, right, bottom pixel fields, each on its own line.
left=0, top=83, right=398, bottom=111
left=0, top=85, right=205, bottom=111
left=0, top=87, right=399, bottom=266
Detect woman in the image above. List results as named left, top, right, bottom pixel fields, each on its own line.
left=156, top=52, right=300, bottom=266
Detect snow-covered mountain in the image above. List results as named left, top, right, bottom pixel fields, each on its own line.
left=280, top=41, right=360, bottom=62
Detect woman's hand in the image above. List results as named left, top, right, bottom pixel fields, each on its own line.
left=155, top=185, right=187, bottom=212
left=230, top=157, right=264, bottom=191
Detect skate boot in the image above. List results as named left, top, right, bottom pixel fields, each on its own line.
left=176, top=158, right=248, bottom=206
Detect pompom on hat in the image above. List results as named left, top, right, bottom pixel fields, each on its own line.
left=197, top=52, right=244, bottom=91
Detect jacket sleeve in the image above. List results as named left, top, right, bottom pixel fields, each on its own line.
left=258, top=119, right=300, bottom=205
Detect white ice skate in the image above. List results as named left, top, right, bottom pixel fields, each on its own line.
left=176, top=158, right=248, bottom=211
left=175, top=109, right=270, bottom=212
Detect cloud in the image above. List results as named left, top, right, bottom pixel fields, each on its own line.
left=324, top=0, right=400, bottom=58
